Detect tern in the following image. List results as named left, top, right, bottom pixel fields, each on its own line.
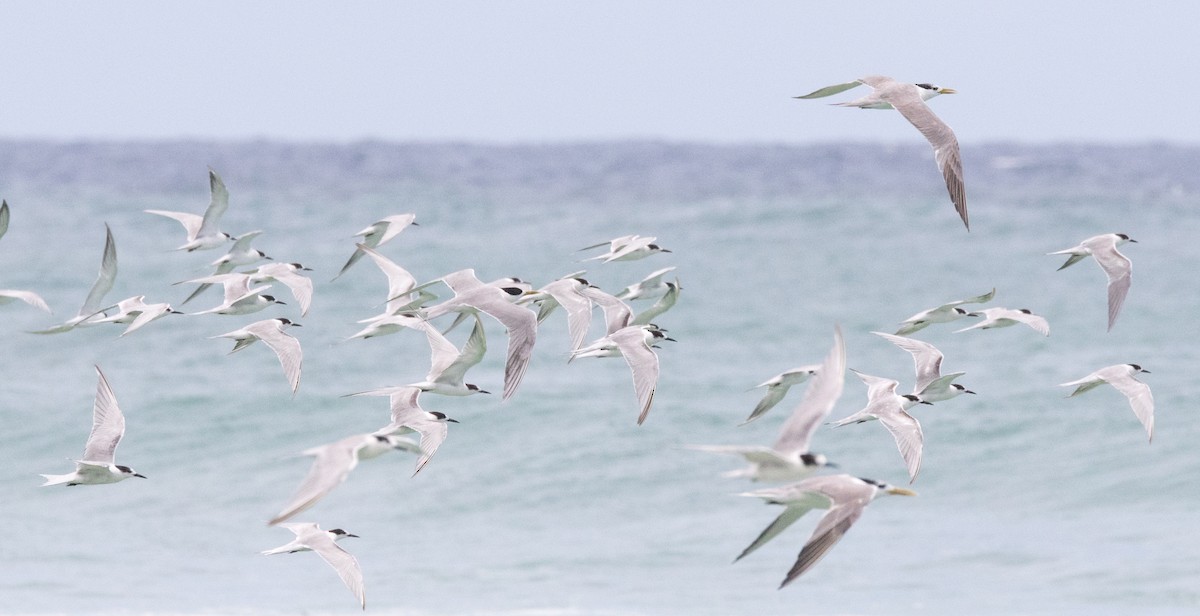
left=578, top=235, right=671, bottom=263
left=954, top=307, right=1049, bottom=336
left=243, top=262, right=315, bottom=316
left=269, top=433, right=420, bottom=526
left=689, top=326, right=844, bottom=482
left=370, top=386, right=459, bottom=475
left=580, top=285, right=634, bottom=335
left=520, top=276, right=595, bottom=352
left=145, top=167, right=234, bottom=251
left=40, top=366, right=146, bottom=486
left=736, top=475, right=916, bottom=588
left=615, top=266, right=678, bottom=301
left=830, top=371, right=928, bottom=483
left=418, top=269, right=537, bottom=400
left=348, top=314, right=490, bottom=397
left=1048, top=233, right=1136, bottom=331
left=262, top=523, right=365, bottom=610
left=333, top=213, right=418, bottom=280
left=180, top=230, right=271, bottom=305
left=86, top=295, right=182, bottom=337
left=211, top=318, right=303, bottom=396
left=188, top=273, right=285, bottom=316
left=1059, top=363, right=1154, bottom=442
left=796, top=75, right=967, bottom=230
left=872, top=332, right=974, bottom=402
left=353, top=243, right=436, bottom=321
left=630, top=279, right=681, bottom=326
left=570, top=324, right=673, bottom=424
left=740, top=365, right=822, bottom=425
left=31, top=224, right=117, bottom=334
left=894, top=288, right=995, bottom=336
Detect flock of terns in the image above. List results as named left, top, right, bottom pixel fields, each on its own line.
left=5, top=75, right=1157, bottom=609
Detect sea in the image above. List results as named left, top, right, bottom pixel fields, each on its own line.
left=0, top=140, right=1197, bottom=615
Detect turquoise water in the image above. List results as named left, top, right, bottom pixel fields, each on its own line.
left=0, top=141, right=1198, bottom=614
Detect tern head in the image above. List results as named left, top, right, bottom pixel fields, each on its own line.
left=915, top=83, right=956, bottom=99
left=261, top=295, right=285, bottom=305
left=429, top=411, right=460, bottom=423
left=328, top=528, right=360, bottom=540
left=800, top=452, right=835, bottom=469
left=257, top=250, right=272, bottom=259
left=952, top=383, right=976, bottom=395
left=1115, top=233, right=1137, bottom=244
left=466, top=383, right=491, bottom=394
left=903, top=394, right=933, bottom=406
left=277, top=318, right=301, bottom=327
left=861, top=477, right=917, bottom=497
left=648, top=244, right=671, bottom=253
left=954, top=307, right=970, bottom=315
left=115, top=464, right=146, bottom=479
left=1129, top=363, right=1148, bottom=373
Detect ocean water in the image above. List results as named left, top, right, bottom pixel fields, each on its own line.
left=0, top=141, right=1198, bottom=615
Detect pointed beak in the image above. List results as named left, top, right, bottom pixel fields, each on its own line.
left=887, top=487, right=917, bottom=496
left=477, top=388, right=491, bottom=394
left=939, top=88, right=958, bottom=94
left=825, top=461, right=839, bottom=469
left=965, top=389, right=977, bottom=395
left=664, top=337, right=677, bottom=342
left=264, top=255, right=275, bottom=260
left=447, top=418, right=460, bottom=423
left=1141, top=369, right=1151, bottom=374
left=346, top=533, right=360, bottom=538
left=170, top=310, right=184, bottom=314
left=134, top=473, right=147, bottom=479
left=1129, top=239, right=1139, bottom=243
left=920, top=400, right=934, bottom=405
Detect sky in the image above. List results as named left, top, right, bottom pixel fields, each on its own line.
left=2, top=2, right=1199, bottom=144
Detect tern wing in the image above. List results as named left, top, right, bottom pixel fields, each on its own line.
left=81, top=366, right=125, bottom=464
left=78, top=225, right=118, bottom=318
left=250, top=320, right=303, bottom=395
left=873, top=332, right=943, bottom=393
left=197, top=168, right=230, bottom=237
left=120, top=304, right=170, bottom=337
left=773, top=326, right=846, bottom=454
left=544, top=280, right=593, bottom=352
left=884, top=86, right=968, bottom=230
left=612, top=327, right=660, bottom=425
left=879, top=409, right=924, bottom=483
left=1013, top=311, right=1050, bottom=336
left=0, top=289, right=52, bottom=313
left=469, top=294, right=537, bottom=400
left=735, top=506, right=812, bottom=563
left=1106, top=373, right=1154, bottom=442
left=1093, top=244, right=1132, bottom=331
left=779, top=498, right=869, bottom=588
left=270, top=436, right=363, bottom=525
left=0, top=200, right=8, bottom=240
left=306, top=532, right=366, bottom=610
left=630, top=282, right=680, bottom=326
left=581, top=286, right=632, bottom=335
left=374, top=214, right=416, bottom=246
left=794, top=80, right=865, bottom=99
left=145, top=209, right=203, bottom=238
left=274, top=271, right=314, bottom=316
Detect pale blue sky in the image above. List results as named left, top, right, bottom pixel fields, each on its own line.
left=2, top=2, right=1197, bottom=143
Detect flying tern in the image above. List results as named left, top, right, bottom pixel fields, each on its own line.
left=570, top=324, right=673, bottom=424
left=40, top=366, right=146, bottom=486
left=630, top=279, right=681, bottom=326
left=269, top=433, right=420, bottom=526
left=86, top=295, right=182, bottom=337
left=520, top=276, right=595, bottom=352
left=689, top=326, right=844, bottom=482
left=894, top=288, right=995, bottom=336
left=145, top=167, right=234, bottom=251
left=1059, top=363, right=1154, bottom=442
left=333, top=214, right=418, bottom=280
left=736, top=474, right=916, bottom=588
left=370, top=386, right=459, bottom=475
left=212, top=318, right=303, bottom=396
left=262, top=523, right=365, bottom=610
left=954, top=307, right=1049, bottom=336
left=615, top=266, right=678, bottom=301
left=796, top=75, right=968, bottom=230
left=180, top=230, right=271, bottom=305
left=740, top=365, right=822, bottom=425
left=418, top=269, right=537, bottom=400
left=1048, top=233, right=1135, bottom=331
left=578, top=235, right=671, bottom=263
left=187, top=273, right=285, bottom=316
left=872, top=332, right=974, bottom=402
left=354, top=243, right=436, bottom=321
left=831, top=371, right=928, bottom=483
